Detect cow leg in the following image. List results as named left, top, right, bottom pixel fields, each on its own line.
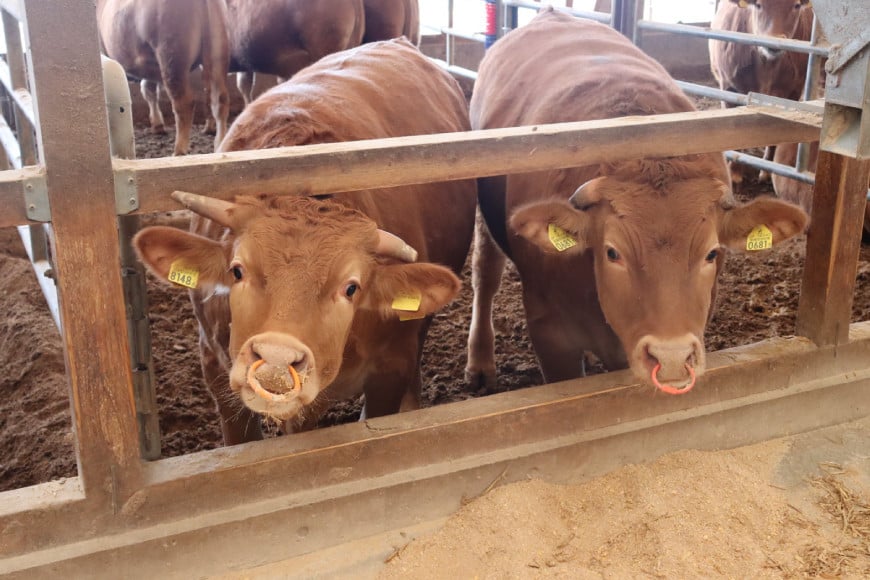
left=236, top=72, right=255, bottom=107
left=157, top=49, right=194, bottom=156
left=525, top=314, right=586, bottom=383
left=759, top=145, right=775, bottom=182
left=465, top=209, right=506, bottom=389
left=140, top=80, right=166, bottom=135
left=202, top=66, right=229, bottom=151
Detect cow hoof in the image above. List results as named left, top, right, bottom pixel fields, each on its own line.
left=465, top=367, right=498, bottom=392
left=149, top=125, right=167, bottom=136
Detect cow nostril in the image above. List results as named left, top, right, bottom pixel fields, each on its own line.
left=643, top=345, right=658, bottom=371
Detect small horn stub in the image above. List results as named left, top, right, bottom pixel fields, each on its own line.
left=376, top=229, right=418, bottom=262
left=172, top=191, right=238, bottom=228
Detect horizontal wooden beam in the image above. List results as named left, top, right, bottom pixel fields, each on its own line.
left=2, top=321, right=868, bottom=574
left=0, top=106, right=823, bottom=228
left=122, top=106, right=820, bottom=214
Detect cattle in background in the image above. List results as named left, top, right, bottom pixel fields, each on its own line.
left=227, top=0, right=419, bottom=107
left=97, top=0, right=230, bottom=156
left=363, top=0, right=420, bottom=45
left=226, top=0, right=365, bottom=106
left=466, top=9, right=807, bottom=394
left=772, top=142, right=870, bottom=237
left=709, top=0, right=815, bottom=183
left=135, top=39, right=476, bottom=445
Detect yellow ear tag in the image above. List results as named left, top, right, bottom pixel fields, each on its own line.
left=738, top=0, right=749, bottom=8
left=746, top=225, right=773, bottom=251
left=168, top=260, right=200, bottom=289
left=548, top=224, right=577, bottom=252
left=392, top=290, right=425, bottom=321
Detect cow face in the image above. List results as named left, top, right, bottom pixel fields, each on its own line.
left=510, top=164, right=807, bottom=392
left=732, top=0, right=813, bottom=60
left=135, top=193, right=460, bottom=421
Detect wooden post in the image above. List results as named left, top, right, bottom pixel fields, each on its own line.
left=23, top=0, right=143, bottom=504
left=796, top=150, right=870, bottom=346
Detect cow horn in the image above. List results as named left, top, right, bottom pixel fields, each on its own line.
left=376, top=229, right=418, bottom=262
left=171, top=191, right=238, bottom=228
left=569, top=177, right=604, bottom=210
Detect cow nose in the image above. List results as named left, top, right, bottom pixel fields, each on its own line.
left=640, top=334, right=703, bottom=383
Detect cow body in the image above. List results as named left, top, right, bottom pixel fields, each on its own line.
left=97, top=0, right=230, bottom=155
left=773, top=142, right=870, bottom=236
left=226, top=0, right=365, bottom=105
left=363, top=0, right=420, bottom=45
left=709, top=0, right=814, bottom=102
left=136, top=39, right=476, bottom=444
left=466, top=9, right=807, bottom=392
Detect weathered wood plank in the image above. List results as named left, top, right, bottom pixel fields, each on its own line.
left=1, top=323, right=868, bottom=574
left=23, top=0, right=142, bottom=501
left=797, top=150, right=870, bottom=345
left=117, top=106, right=820, bottom=215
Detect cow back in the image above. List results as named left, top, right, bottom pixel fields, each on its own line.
left=219, top=37, right=475, bottom=269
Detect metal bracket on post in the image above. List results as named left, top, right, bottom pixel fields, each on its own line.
left=23, top=172, right=49, bottom=221
left=811, top=0, right=870, bottom=160
left=114, top=167, right=139, bottom=215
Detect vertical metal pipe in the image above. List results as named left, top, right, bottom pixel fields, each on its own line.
left=485, top=0, right=498, bottom=48
left=796, top=14, right=823, bottom=174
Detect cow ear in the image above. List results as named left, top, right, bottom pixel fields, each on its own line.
left=510, top=200, right=591, bottom=255
left=360, top=263, right=461, bottom=320
left=133, top=226, right=231, bottom=290
left=718, top=197, right=809, bottom=251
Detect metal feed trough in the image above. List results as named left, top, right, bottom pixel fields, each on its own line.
left=0, top=0, right=868, bottom=577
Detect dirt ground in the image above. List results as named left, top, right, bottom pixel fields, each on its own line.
left=377, top=416, right=870, bottom=579
left=1, top=92, right=869, bottom=497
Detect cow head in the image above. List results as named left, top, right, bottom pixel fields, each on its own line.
left=134, top=192, right=461, bottom=421
left=731, top=0, right=813, bottom=60
left=510, top=158, right=808, bottom=392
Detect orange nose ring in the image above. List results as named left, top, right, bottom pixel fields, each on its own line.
left=246, top=359, right=302, bottom=402
left=651, top=363, right=696, bottom=395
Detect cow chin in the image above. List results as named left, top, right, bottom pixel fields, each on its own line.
left=629, top=333, right=707, bottom=390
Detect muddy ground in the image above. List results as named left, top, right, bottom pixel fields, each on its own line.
left=1, top=94, right=869, bottom=493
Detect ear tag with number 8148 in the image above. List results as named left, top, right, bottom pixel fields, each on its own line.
left=168, top=260, right=199, bottom=289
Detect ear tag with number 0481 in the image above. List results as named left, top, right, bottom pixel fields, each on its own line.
left=548, top=224, right=577, bottom=252
left=168, top=260, right=200, bottom=289
left=745, top=225, right=773, bottom=251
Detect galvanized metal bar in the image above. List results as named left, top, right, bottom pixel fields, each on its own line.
left=501, top=0, right=611, bottom=24
left=636, top=20, right=829, bottom=57
left=0, top=0, right=22, bottom=23
left=676, top=80, right=748, bottom=107
left=0, top=61, right=36, bottom=130
left=429, top=58, right=478, bottom=81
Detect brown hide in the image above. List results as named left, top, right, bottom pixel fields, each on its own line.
left=467, top=9, right=807, bottom=392
left=150, top=39, right=476, bottom=444
left=709, top=0, right=814, bottom=101
left=363, top=0, right=420, bottom=45
left=773, top=142, right=870, bottom=236
left=225, top=0, right=364, bottom=77
left=96, top=0, right=230, bottom=155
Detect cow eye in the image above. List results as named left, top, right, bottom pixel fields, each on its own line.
left=345, top=282, right=360, bottom=299
left=705, top=249, right=720, bottom=263
left=230, top=265, right=243, bottom=281
left=605, top=246, right=620, bottom=262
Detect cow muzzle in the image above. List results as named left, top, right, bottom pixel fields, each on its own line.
left=633, top=334, right=705, bottom=395
left=230, top=333, right=318, bottom=420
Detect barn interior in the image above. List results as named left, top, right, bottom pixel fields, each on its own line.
left=0, top=0, right=868, bottom=577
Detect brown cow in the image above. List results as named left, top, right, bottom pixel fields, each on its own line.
left=772, top=142, right=870, bottom=237
left=96, top=0, right=230, bottom=155
left=226, top=0, right=365, bottom=106
left=709, top=0, right=815, bottom=182
left=135, top=39, right=476, bottom=444
left=363, top=0, right=420, bottom=45
left=465, top=9, right=807, bottom=393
